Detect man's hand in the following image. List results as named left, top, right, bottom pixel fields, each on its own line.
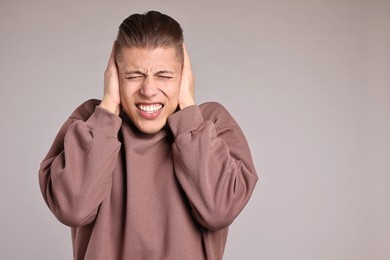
left=99, top=43, right=121, bottom=115
left=178, top=45, right=195, bottom=110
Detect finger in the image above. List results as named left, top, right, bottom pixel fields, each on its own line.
left=107, top=41, right=117, bottom=69
left=182, top=44, right=194, bottom=84
left=182, top=44, right=192, bottom=71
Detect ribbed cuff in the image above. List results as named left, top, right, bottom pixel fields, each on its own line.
left=86, top=106, right=122, bottom=137
left=168, top=105, right=204, bottom=136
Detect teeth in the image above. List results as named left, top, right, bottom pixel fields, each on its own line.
left=138, top=104, right=163, bottom=113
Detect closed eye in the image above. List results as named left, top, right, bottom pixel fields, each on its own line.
left=126, top=76, right=143, bottom=80
left=124, top=71, right=145, bottom=80
left=156, top=70, right=174, bottom=80
left=158, top=75, right=173, bottom=79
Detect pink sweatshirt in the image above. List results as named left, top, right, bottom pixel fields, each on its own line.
left=39, top=99, right=258, bottom=260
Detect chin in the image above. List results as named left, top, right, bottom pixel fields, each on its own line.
left=139, top=128, right=161, bottom=135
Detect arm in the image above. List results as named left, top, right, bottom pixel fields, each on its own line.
left=169, top=46, right=258, bottom=231
left=39, top=103, right=121, bottom=227
left=168, top=103, right=258, bottom=231
left=39, top=44, right=122, bottom=227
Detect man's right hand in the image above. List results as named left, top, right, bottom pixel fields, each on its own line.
left=99, top=43, right=121, bottom=115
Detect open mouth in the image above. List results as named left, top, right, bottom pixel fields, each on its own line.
left=137, top=103, right=163, bottom=114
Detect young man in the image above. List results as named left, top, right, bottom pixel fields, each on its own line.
left=39, top=11, right=258, bottom=260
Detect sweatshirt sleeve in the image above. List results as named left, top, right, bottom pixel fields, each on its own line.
left=168, top=102, right=258, bottom=231
left=38, top=100, right=122, bottom=227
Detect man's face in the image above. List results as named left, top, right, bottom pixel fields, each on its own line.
left=117, top=47, right=182, bottom=134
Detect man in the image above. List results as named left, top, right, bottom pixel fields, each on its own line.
left=39, top=11, right=258, bottom=260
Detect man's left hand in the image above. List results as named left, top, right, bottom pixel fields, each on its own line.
left=178, top=45, right=195, bottom=110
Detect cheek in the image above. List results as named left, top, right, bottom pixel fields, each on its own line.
left=170, top=81, right=181, bottom=97
left=119, top=85, right=127, bottom=103
left=169, top=85, right=180, bottom=104
left=120, top=81, right=137, bottom=96
left=119, top=83, right=137, bottom=108
left=159, top=81, right=180, bottom=98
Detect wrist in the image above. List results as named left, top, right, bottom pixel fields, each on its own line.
left=179, top=98, right=195, bottom=110
left=99, top=98, right=120, bottom=115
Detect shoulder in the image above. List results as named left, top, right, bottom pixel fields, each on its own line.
left=199, top=102, right=238, bottom=129
left=69, top=99, right=101, bottom=121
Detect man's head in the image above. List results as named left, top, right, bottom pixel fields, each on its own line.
left=114, top=11, right=185, bottom=134
left=115, top=11, right=184, bottom=64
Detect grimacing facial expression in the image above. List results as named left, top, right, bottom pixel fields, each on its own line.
left=117, top=47, right=183, bottom=134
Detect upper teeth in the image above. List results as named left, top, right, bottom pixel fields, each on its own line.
left=138, top=104, right=162, bottom=113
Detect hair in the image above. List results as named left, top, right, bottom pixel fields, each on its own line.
left=115, top=11, right=184, bottom=63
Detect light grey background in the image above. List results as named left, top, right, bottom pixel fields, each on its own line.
left=1, top=0, right=389, bottom=259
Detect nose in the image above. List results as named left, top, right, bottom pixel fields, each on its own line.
left=139, top=77, right=158, bottom=98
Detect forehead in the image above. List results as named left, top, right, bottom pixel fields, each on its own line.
left=117, top=47, right=182, bottom=72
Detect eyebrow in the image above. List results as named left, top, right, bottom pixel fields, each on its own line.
left=156, top=70, right=174, bottom=75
